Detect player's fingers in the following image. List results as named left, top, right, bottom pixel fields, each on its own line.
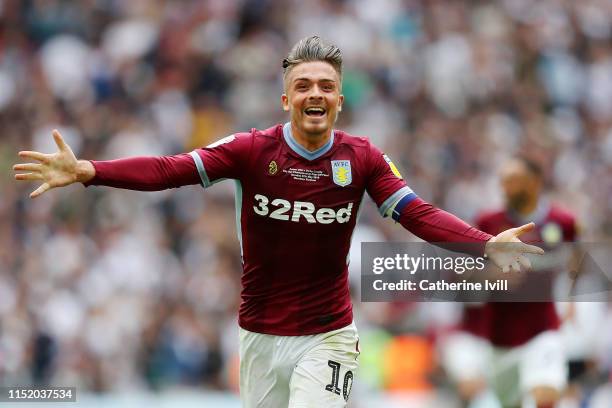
left=18, top=151, right=49, bottom=163
left=13, top=163, right=42, bottom=172
left=501, top=264, right=509, bottom=273
left=511, top=222, right=536, bottom=237
left=30, top=183, right=51, bottom=198
left=517, top=254, right=532, bottom=270
left=15, top=172, right=44, bottom=181
left=517, top=242, right=544, bottom=255
left=53, top=129, right=68, bottom=151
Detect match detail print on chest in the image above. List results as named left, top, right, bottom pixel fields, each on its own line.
left=266, top=155, right=355, bottom=188
left=266, top=157, right=331, bottom=184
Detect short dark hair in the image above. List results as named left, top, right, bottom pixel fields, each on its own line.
left=515, top=155, right=544, bottom=178
left=282, top=36, right=343, bottom=86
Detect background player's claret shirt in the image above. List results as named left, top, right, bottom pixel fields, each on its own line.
left=190, top=124, right=413, bottom=335
left=463, top=202, right=578, bottom=347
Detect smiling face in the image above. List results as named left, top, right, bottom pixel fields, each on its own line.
left=281, top=61, right=344, bottom=146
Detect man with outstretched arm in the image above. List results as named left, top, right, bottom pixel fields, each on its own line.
left=14, top=36, right=543, bottom=408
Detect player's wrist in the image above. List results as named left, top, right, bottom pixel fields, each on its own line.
left=75, top=160, right=95, bottom=184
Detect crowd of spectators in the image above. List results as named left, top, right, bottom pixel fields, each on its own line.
left=1, top=0, right=611, bottom=404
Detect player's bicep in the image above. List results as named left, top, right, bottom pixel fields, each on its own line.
left=365, top=146, right=417, bottom=218
left=189, top=133, right=252, bottom=187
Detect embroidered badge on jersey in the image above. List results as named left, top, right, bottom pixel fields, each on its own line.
left=268, top=160, right=278, bottom=175
left=383, top=154, right=402, bottom=179
left=331, top=160, right=352, bottom=187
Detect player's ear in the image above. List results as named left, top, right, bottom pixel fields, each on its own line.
left=338, top=94, right=344, bottom=112
left=281, top=94, right=290, bottom=112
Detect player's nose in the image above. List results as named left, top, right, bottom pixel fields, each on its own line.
left=308, top=85, right=324, bottom=99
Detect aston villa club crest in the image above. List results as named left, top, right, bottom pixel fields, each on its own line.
left=331, top=160, right=352, bottom=187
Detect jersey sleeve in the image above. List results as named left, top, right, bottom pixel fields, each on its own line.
left=397, top=197, right=492, bottom=251
left=189, top=132, right=254, bottom=187
left=85, top=154, right=201, bottom=190
left=474, top=212, right=493, bottom=234
left=365, top=142, right=417, bottom=217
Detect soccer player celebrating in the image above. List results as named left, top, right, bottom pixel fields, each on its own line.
left=445, top=156, right=577, bottom=408
left=14, top=36, right=543, bottom=407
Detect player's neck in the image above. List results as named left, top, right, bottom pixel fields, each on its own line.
left=291, top=123, right=332, bottom=152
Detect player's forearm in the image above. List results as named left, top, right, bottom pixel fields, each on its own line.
left=398, top=197, right=492, bottom=255
left=84, top=154, right=200, bottom=191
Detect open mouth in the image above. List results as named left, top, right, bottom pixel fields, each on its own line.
left=304, top=107, right=326, bottom=117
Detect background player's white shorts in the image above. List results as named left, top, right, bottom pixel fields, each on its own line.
left=491, top=330, right=567, bottom=407
left=519, top=330, right=567, bottom=392
left=442, top=330, right=567, bottom=407
left=239, top=322, right=360, bottom=408
left=441, top=332, right=493, bottom=383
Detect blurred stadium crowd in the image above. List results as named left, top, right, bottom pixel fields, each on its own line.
left=0, top=0, right=611, bottom=406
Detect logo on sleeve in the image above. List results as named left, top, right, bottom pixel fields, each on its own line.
left=331, top=160, right=352, bottom=187
left=383, top=154, right=402, bottom=179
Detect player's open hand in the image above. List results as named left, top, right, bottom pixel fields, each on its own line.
left=13, top=129, right=93, bottom=198
left=484, top=222, right=545, bottom=273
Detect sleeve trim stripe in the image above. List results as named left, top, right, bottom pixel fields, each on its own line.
left=391, top=192, right=418, bottom=221
left=378, top=186, right=414, bottom=217
left=189, top=151, right=211, bottom=188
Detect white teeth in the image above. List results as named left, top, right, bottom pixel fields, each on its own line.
left=305, top=107, right=325, bottom=113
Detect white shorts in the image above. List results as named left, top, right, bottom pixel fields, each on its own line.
left=239, top=322, right=360, bottom=408
left=441, top=332, right=493, bottom=383
left=519, top=331, right=567, bottom=392
left=491, top=330, right=567, bottom=407
left=442, top=330, right=567, bottom=407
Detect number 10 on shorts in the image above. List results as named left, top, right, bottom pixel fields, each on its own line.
left=325, top=360, right=354, bottom=401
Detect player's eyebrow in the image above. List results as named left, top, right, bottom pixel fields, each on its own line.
left=293, top=77, right=336, bottom=84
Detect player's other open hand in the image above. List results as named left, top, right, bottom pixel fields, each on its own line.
left=484, top=222, right=545, bottom=273
left=13, top=129, right=94, bottom=198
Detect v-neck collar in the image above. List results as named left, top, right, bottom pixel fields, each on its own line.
left=282, top=122, right=335, bottom=161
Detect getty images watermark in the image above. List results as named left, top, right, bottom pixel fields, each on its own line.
left=371, top=253, right=506, bottom=292
left=361, top=242, right=612, bottom=302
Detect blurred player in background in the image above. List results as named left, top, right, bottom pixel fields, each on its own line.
left=13, top=36, right=544, bottom=407
left=443, top=155, right=578, bottom=408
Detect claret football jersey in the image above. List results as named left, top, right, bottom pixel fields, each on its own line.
left=189, top=123, right=414, bottom=335
left=463, top=202, right=578, bottom=347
